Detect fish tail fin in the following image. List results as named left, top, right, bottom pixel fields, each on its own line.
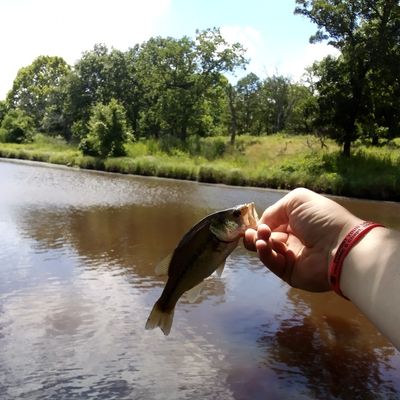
left=145, top=302, right=174, bottom=336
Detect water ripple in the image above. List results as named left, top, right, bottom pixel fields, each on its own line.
left=1, top=160, right=400, bottom=399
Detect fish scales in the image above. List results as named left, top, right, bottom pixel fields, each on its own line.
left=145, top=203, right=258, bottom=335
left=159, top=223, right=234, bottom=311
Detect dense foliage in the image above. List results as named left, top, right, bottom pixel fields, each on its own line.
left=0, top=109, right=34, bottom=143
left=79, top=99, right=133, bottom=158
left=6, top=56, right=70, bottom=135
left=296, top=0, right=400, bottom=155
left=1, top=3, right=399, bottom=157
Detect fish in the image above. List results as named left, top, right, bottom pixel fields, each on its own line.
left=145, top=202, right=259, bottom=335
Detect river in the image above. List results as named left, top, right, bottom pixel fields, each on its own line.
left=0, top=159, right=399, bottom=400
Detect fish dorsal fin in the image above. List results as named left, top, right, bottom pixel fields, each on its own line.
left=185, top=281, right=206, bottom=303
left=154, top=253, right=172, bottom=276
left=215, top=261, right=226, bottom=278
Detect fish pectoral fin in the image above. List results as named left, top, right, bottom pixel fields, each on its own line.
left=145, top=302, right=174, bottom=336
left=214, top=261, right=226, bottom=278
left=185, top=281, right=206, bottom=303
left=154, top=253, right=172, bottom=276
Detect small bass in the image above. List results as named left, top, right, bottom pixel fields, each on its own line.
left=145, top=203, right=258, bottom=335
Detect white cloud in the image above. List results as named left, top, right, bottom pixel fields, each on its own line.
left=0, top=0, right=171, bottom=99
left=220, top=25, right=339, bottom=83
left=280, top=42, right=340, bottom=81
left=220, top=25, right=268, bottom=78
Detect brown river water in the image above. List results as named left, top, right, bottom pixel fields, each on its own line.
left=0, top=159, right=400, bottom=400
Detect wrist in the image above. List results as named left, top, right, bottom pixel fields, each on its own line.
left=329, top=217, right=364, bottom=261
left=328, top=221, right=384, bottom=298
left=340, top=226, right=389, bottom=299
left=327, top=217, right=363, bottom=284
left=340, top=226, right=400, bottom=349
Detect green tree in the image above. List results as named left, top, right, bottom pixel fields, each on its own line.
left=0, top=100, right=7, bottom=125
left=195, top=28, right=247, bottom=85
left=312, top=55, right=359, bottom=146
left=195, top=28, right=247, bottom=138
left=6, top=56, right=71, bottom=134
left=226, top=83, right=238, bottom=144
left=135, top=35, right=198, bottom=140
left=295, top=0, right=400, bottom=155
left=0, top=109, right=34, bottom=143
left=235, top=73, right=262, bottom=134
left=286, top=83, right=318, bottom=134
left=256, top=75, right=293, bottom=134
left=65, top=44, right=140, bottom=137
left=361, top=1, right=400, bottom=143
left=136, top=28, right=247, bottom=141
left=79, top=99, right=133, bottom=158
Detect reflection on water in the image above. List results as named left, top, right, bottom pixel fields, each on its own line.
left=257, top=290, right=398, bottom=399
left=0, top=159, right=400, bottom=400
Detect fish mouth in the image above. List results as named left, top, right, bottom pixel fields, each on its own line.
left=239, top=202, right=259, bottom=229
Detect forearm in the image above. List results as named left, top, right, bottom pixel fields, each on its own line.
left=339, top=227, right=400, bottom=349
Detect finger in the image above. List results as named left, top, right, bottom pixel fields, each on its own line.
left=260, top=195, right=291, bottom=231
left=270, top=231, right=289, bottom=243
left=270, top=238, right=287, bottom=254
left=244, top=225, right=278, bottom=252
left=256, top=223, right=272, bottom=241
left=243, top=228, right=257, bottom=251
left=256, top=223, right=288, bottom=245
left=260, top=188, right=311, bottom=231
left=255, top=237, right=287, bottom=279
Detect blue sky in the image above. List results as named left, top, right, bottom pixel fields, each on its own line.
left=0, top=0, right=338, bottom=100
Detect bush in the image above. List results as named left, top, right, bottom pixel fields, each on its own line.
left=0, top=100, right=6, bottom=125
left=201, top=137, right=226, bottom=160
left=159, top=134, right=183, bottom=154
left=71, top=120, right=88, bottom=142
left=80, top=99, right=133, bottom=158
left=187, top=136, right=227, bottom=160
left=198, top=164, right=226, bottom=183
left=0, top=109, right=34, bottom=143
left=78, top=135, right=100, bottom=156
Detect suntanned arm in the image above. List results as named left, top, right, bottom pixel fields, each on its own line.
left=339, top=227, right=400, bottom=349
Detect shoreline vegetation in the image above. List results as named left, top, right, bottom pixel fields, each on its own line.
left=1, top=133, right=399, bottom=201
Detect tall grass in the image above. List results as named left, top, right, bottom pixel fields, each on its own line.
left=1, top=133, right=399, bottom=200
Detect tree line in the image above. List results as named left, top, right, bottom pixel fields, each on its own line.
left=0, top=1, right=399, bottom=157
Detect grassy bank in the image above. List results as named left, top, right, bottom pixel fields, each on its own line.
left=1, top=133, right=400, bottom=201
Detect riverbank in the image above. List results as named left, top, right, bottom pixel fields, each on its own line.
left=1, top=133, right=399, bottom=201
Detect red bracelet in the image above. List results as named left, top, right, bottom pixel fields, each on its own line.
left=329, top=221, right=384, bottom=299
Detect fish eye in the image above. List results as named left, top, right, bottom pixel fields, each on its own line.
left=233, top=209, right=241, bottom=217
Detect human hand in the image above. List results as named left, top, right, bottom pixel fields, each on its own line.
left=244, top=188, right=362, bottom=291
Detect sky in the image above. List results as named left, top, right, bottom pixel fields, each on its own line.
left=0, top=0, right=339, bottom=100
